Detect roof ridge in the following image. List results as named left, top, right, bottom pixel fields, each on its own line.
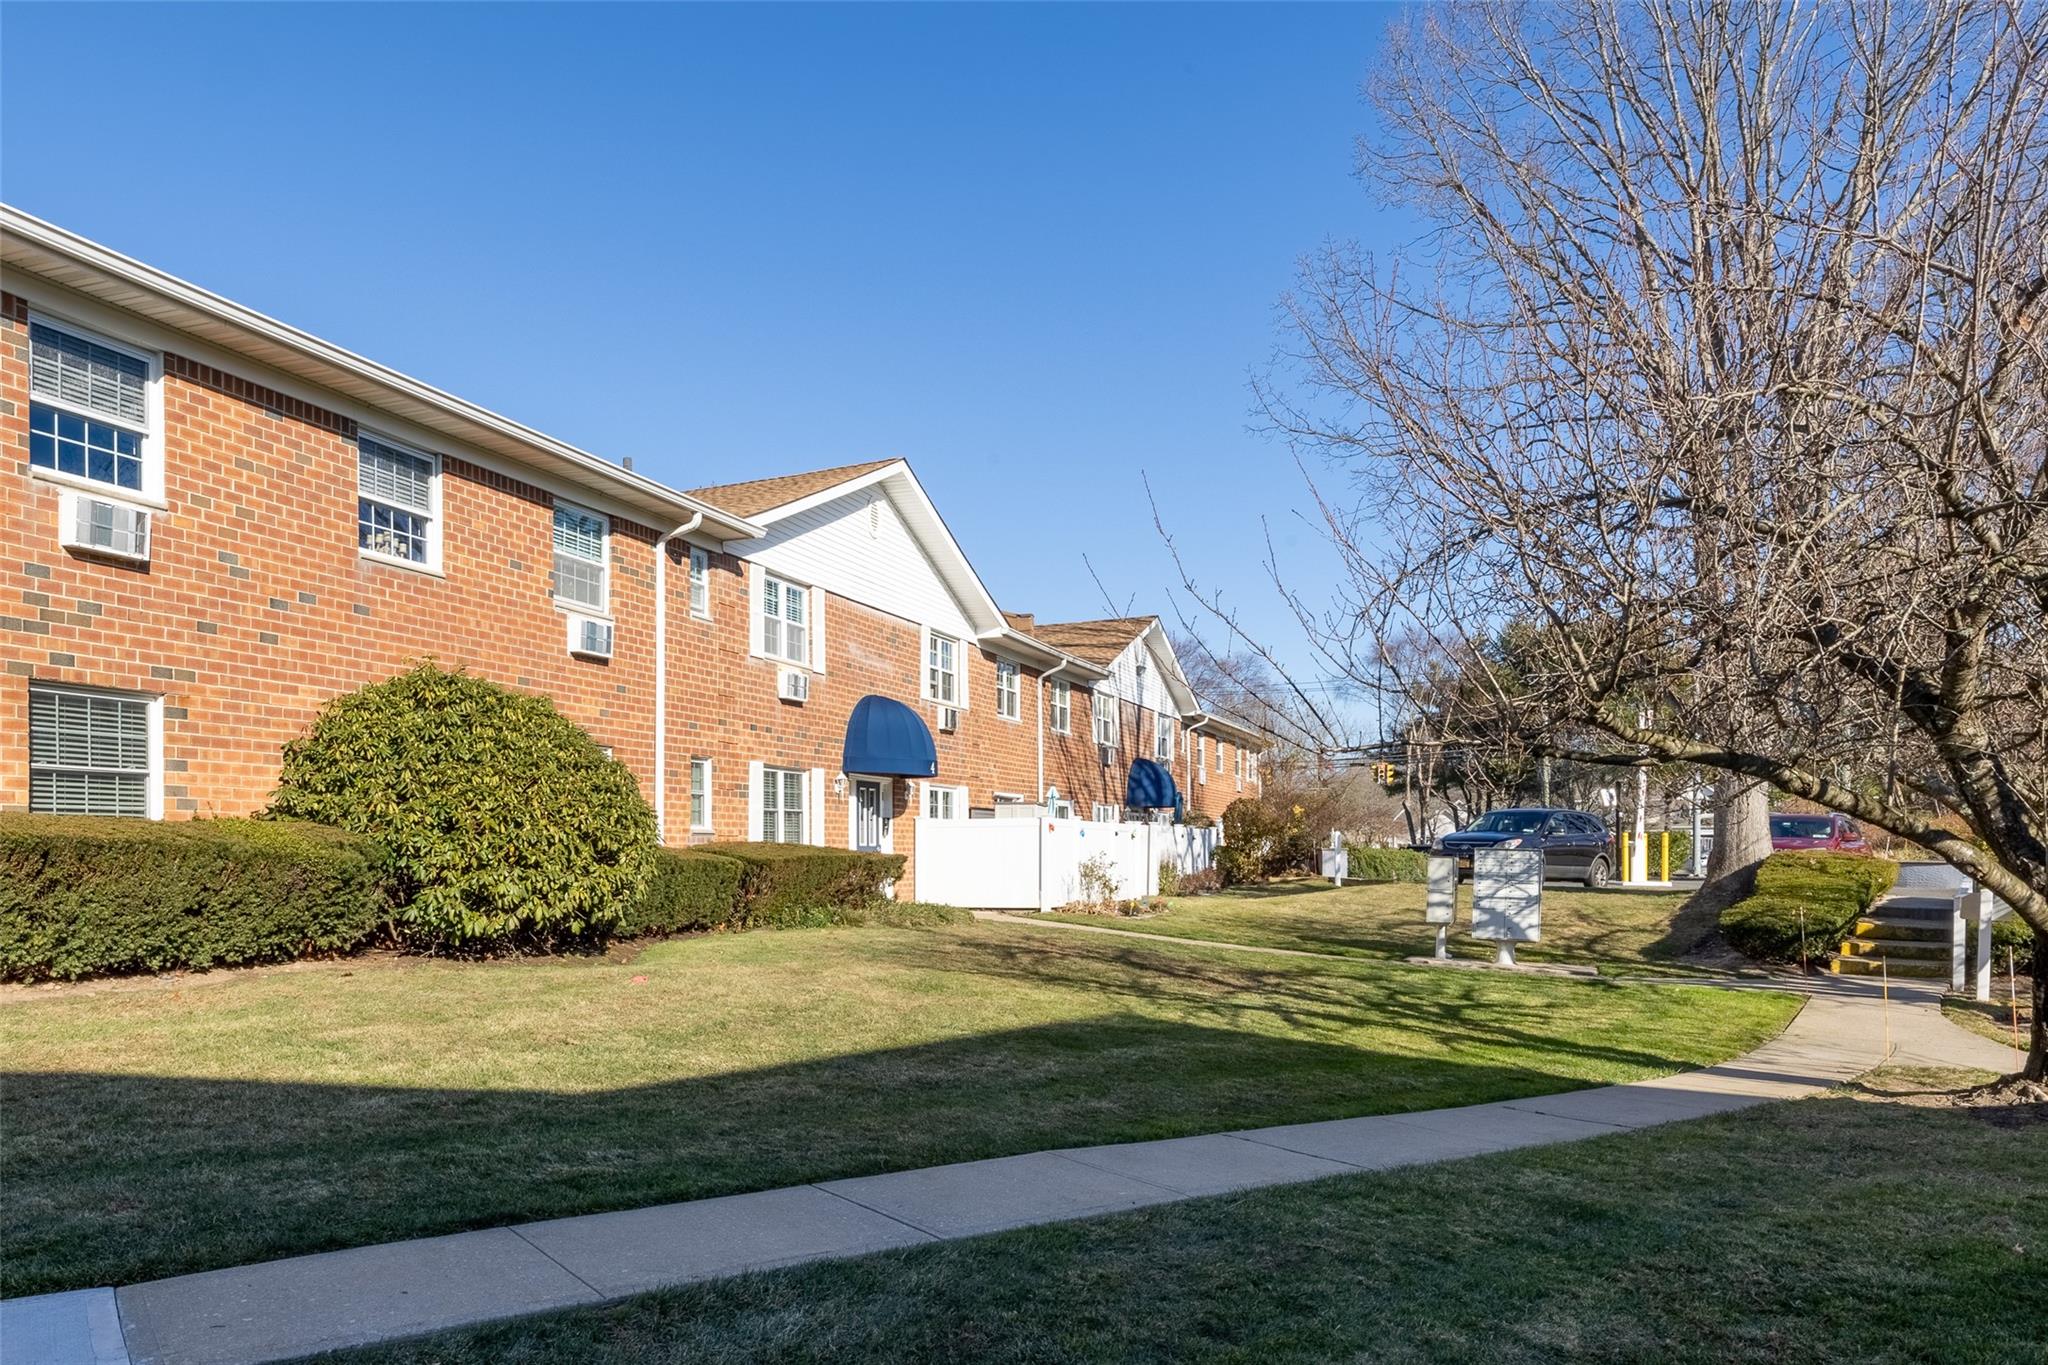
left=684, top=458, right=901, bottom=518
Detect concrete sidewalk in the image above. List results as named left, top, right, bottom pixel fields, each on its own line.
left=2, top=975, right=2014, bottom=1365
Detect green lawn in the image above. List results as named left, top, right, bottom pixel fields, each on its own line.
left=1047, top=879, right=1737, bottom=976
left=0, top=920, right=1796, bottom=1296
left=332, top=1069, right=2048, bottom=1365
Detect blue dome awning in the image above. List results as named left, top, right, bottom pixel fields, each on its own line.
left=843, top=695, right=938, bottom=778
left=1126, top=758, right=1179, bottom=811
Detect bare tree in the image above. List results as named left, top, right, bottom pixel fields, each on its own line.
left=1252, top=0, right=2047, bottom=1074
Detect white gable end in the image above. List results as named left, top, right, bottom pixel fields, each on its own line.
left=731, top=484, right=977, bottom=637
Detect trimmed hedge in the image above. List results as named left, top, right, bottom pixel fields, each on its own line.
left=1342, top=844, right=1428, bottom=883
left=268, top=664, right=657, bottom=949
left=0, top=815, right=389, bottom=982
left=1721, top=851, right=1901, bottom=967
left=617, top=848, right=746, bottom=937
left=695, top=843, right=908, bottom=928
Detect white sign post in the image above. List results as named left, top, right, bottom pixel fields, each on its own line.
left=1471, top=847, right=1543, bottom=966
left=1425, top=854, right=1457, bottom=959
left=1320, top=833, right=1349, bottom=886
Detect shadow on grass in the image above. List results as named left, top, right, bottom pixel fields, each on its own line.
left=7, top=996, right=1718, bottom=1299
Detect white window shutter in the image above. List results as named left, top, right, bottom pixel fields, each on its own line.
left=808, top=768, right=827, bottom=845
left=747, top=760, right=765, bottom=841
left=810, top=586, right=826, bottom=673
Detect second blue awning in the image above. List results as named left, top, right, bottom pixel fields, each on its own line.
left=1125, top=757, right=1179, bottom=810
left=843, top=695, right=938, bottom=777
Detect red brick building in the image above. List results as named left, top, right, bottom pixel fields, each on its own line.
left=1, top=205, right=1263, bottom=896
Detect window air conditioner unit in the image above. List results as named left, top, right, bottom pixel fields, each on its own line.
left=778, top=668, right=810, bottom=702
left=60, top=490, right=150, bottom=563
left=938, top=706, right=960, bottom=733
left=1099, top=744, right=1115, bottom=768
left=567, top=614, right=614, bottom=659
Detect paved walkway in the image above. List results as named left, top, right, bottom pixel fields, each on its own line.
left=2, top=974, right=2015, bottom=1365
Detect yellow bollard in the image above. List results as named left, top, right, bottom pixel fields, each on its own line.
left=1620, top=832, right=1630, bottom=883
left=1660, top=831, right=1669, bottom=882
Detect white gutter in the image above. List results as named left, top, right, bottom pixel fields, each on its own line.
left=652, top=513, right=702, bottom=841
left=1, top=205, right=762, bottom=540
left=1036, top=659, right=1076, bottom=807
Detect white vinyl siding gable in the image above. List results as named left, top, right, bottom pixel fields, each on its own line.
left=728, top=485, right=979, bottom=652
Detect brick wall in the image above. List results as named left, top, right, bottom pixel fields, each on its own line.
left=1, top=298, right=662, bottom=819
left=3, top=284, right=1262, bottom=901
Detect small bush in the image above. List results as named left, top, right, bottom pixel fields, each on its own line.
left=268, top=663, right=657, bottom=950
left=835, top=900, right=975, bottom=929
left=617, top=848, right=745, bottom=937
left=1992, top=914, right=2036, bottom=974
left=1158, top=860, right=1181, bottom=897
left=1342, top=844, right=1428, bottom=883
left=0, top=815, right=388, bottom=982
left=1164, top=865, right=1222, bottom=897
left=695, top=843, right=906, bottom=928
left=1721, top=851, right=1902, bottom=966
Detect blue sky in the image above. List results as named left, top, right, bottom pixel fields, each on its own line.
left=2, top=3, right=1405, bottom=691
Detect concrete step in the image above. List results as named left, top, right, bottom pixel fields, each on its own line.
left=1853, top=917, right=1949, bottom=943
left=1839, top=936, right=1948, bottom=960
left=1870, top=897, right=1952, bottom=922
left=1829, top=954, right=1947, bottom=979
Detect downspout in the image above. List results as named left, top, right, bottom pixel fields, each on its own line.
left=1035, top=656, right=1074, bottom=915
left=653, top=512, right=703, bottom=844
left=1037, top=658, right=1073, bottom=806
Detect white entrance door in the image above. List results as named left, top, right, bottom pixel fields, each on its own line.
left=853, top=779, right=889, bottom=852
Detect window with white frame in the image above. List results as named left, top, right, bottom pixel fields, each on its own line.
left=759, top=572, right=809, bottom=665
left=1155, top=715, right=1175, bottom=762
left=1236, top=747, right=1245, bottom=785
left=927, top=631, right=960, bottom=704
left=994, top=659, right=1019, bottom=720
left=1216, top=739, right=1227, bottom=772
left=1048, top=680, right=1071, bottom=734
left=689, top=545, right=711, bottom=618
left=1093, top=696, right=1119, bottom=747
left=1092, top=802, right=1121, bottom=823
left=357, top=435, right=438, bottom=566
left=28, top=685, right=155, bottom=818
left=761, top=765, right=807, bottom=843
left=1248, top=753, right=1259, bottom=785
left=689, top=758, right=712, bottom=831
left=924, top=784, right=966, bottom=820
left=1198, top=735, right=1209, bottom=782
left=27, top=319, right=154, bottom=496
left=551, top=500, right=608, bottom=611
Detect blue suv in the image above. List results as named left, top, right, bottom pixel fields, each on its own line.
left=1436, top=808, right=1615, bottom=888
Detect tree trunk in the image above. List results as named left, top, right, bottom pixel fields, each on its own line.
left=2029, top=967, right=2044, bottom=1083
left=1704, top=778, right=1773, bottom=903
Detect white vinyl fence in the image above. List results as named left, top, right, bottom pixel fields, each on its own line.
left=916, top=817, right=1219, bottom=912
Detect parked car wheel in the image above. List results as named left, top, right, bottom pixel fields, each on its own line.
left=1583, top=856, right=1609, bottom=889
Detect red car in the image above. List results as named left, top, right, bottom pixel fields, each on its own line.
left=1769, top=812, right=1869, bottom=853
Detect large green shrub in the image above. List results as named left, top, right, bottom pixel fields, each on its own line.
left=695, top=843, right=907, bottom=927
left=1720, top=851, right=1901, bottom=966
left=268, top=663, right=656, bottom=949
left=0, top=815, right=388, bottom=982
left=1343, top=844, right=1428, bottom=883
left=617, top=848, right=746, bottom=937
left=1217, top=798, right=1314, bottom=884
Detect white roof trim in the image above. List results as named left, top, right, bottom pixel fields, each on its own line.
left=0, top=204, right=761, bottom=539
